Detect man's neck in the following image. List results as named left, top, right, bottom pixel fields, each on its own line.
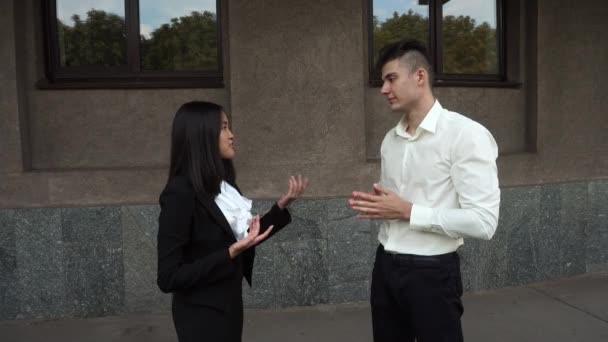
left=403, top=95, right=435, bottom=135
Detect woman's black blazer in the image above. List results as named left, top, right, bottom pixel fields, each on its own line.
left=156, top=175, right=291, bottom=310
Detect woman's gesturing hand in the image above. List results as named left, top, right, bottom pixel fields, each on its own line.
left=228, top=215, right=273, bottom=259
left=277, top=175, right=308, bottom=209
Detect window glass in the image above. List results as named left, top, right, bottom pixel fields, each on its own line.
left=56, top=0, right=126, bottom=67
left=442, top=0, right=499, bottom=74
left=140, top=0, right=219, bottom=71
left=372, top=0, right=429, bottom=68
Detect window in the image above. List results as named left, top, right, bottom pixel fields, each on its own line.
left=369, top=0, right=515, bottom=87
left=41, top=0, right=223, bottom=88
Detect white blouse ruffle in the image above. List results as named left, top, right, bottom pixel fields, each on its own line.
left=215, top=181, right=253, bottom=241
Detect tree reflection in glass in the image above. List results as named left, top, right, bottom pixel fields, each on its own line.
left=139, top=0, right=219, bottom=71
left=56, top=0, right=126, bottom=67
left=442, top=0, right=498, bottom=74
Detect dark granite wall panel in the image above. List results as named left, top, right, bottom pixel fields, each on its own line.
left=274, top=238, right=329, bottom=307
left=61, top=208, right=124, bottom=317
left=537, top=184, right=563, bottom=279
left=14, top=209, right=64, bottom=319
left=505, top=186, right=542, bottom=286
left=0, top=210, right=19, bottom=319
left=558, top=182, right=588, bottom=276
left=588, top=180, right=608, bottom=272
left=0, top=180, right=606, bottom=320
left=241, top=240, right=278, bottom=309
left=121, top=206, right=169, bottom=313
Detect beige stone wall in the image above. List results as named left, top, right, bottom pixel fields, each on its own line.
left=365, top=87, right=528, bottom=159
left=532, top=0, right=608, bottom=180
left=19, top=1, right=230, bottom=170
left=0, top=0, right=25, bottom=175
left=1, top=0, right=228, bottom=207
left=228, top=0, right=377, bottom=198
left=494, top=0, right=608, bottom=185
left=27, top=90, right=229, bottom=170
left=1, top=0, right=607, bottom=208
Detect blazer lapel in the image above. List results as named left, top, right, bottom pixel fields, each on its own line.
left=196, top=196, right=237, bottom=241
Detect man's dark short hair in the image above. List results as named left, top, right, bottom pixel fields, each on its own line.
left=376, top=39, right=434, bottom=82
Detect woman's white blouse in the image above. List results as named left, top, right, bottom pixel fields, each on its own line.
left=215, top=181, right=253, bottom=241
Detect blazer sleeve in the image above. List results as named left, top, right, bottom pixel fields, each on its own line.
left=230, top=181, right=291, bottom=237
left=259, top=203, right=292, bottom=237
left=242, top=203, right=292, bottom=286
left=156, top=179, right=235, bottom=293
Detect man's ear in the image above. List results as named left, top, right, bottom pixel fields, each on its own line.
left=416, top=68, right=426, bottom=84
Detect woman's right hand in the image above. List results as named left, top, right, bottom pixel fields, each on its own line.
left=228, top=215, right=273, bottom=259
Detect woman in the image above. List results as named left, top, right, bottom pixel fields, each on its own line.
left=157, top=101, right=307, bottom=342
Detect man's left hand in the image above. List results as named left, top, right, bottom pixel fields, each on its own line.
left=349, top=184, right=412, bottom=220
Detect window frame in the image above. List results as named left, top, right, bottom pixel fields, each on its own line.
left=368, top=0, right=519, bottom=88
left=40, top=0, right=224, bottom=89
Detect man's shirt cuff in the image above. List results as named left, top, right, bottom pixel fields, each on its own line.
left=410, top=204, right=433, bottom=231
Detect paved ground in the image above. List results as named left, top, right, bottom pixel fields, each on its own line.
left=1, top=272, right=607, bottom=342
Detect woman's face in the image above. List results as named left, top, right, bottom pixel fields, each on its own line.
left=218, top=112, right=235, bottom=159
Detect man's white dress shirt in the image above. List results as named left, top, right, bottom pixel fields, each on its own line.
left=378, top=100, right=500, bottom=256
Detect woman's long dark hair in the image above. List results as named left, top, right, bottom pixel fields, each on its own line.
left=167, top=101, right=235, bottom=198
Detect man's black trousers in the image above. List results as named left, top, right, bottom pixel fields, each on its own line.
left=371, top=244, right=464, bottom=342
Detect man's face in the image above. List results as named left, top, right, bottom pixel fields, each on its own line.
left=380, top=59, right=421, bottom=113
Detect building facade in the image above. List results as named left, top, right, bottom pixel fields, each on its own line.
left=1, top=0, right=607, bottom=320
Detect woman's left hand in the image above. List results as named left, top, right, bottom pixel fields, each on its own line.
left=277, top=175, right=308, bottom=209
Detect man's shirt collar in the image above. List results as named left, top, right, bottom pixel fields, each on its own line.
left=394, top=100, right=443, bottom=139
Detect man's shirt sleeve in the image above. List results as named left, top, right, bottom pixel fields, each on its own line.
left=409, top=123, right=500, bottom=240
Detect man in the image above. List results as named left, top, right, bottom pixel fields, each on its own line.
left=349, top=40, right=500, bottom=342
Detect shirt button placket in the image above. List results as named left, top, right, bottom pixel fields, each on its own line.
left=400, top=139, right=409, bottom=193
